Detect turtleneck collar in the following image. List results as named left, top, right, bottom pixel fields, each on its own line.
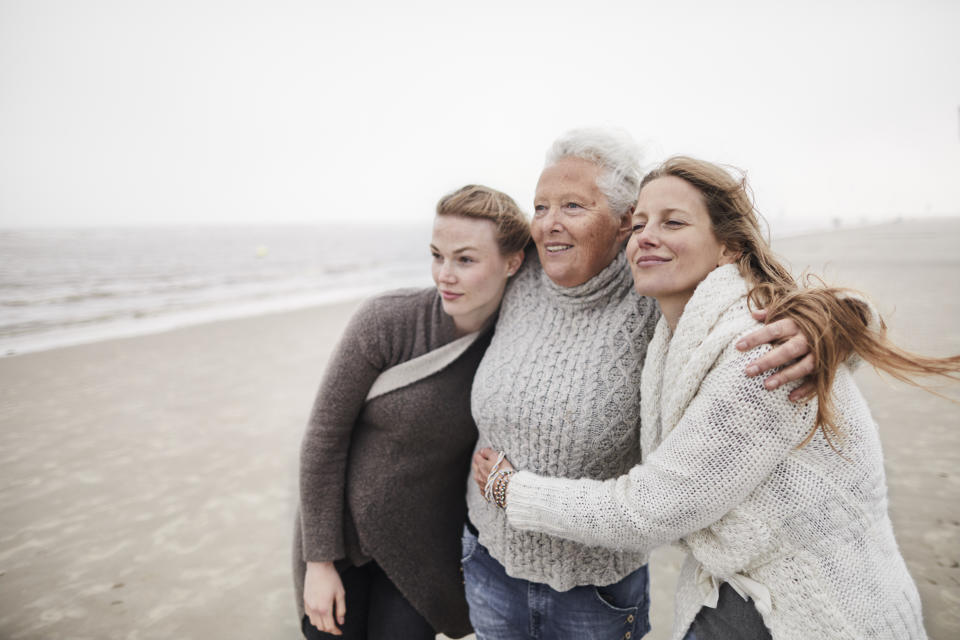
left=539, top=250, right=632, bottom=307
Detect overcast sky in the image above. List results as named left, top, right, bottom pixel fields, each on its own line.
left=1, top=0, right=958, bottom=229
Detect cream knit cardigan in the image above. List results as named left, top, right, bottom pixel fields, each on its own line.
left=507, top=265, right=926, bottom=640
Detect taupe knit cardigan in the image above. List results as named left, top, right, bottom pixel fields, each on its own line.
left=293, top=288, right=489, bottom=638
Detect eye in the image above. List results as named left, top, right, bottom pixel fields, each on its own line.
left=665, top=220, right=686, bottom=228
left=563, top=202, right=583, bottom=210
left=458, top=256, right=475, bottom=264
left=533, top=204, right=547, bottom=216
left=631, top=223, right=645, bottom=234
left=431, top=251, right=442, bottom=260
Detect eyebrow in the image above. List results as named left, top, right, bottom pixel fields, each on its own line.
left=430, top=244, right=479, bottom=253
left=535, top=191, right=597, bottom=203
left=633, top=207, right=690, bottom=217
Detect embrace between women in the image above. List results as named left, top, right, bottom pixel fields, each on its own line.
left=294, top=129, right=956, bottom=640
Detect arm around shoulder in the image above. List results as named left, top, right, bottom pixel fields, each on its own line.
left=506, top=345, right=814, bottom=554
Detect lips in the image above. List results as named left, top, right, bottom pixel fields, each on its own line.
left=634, top=255, right=670, bottom=266
left=440, top=290, right=463, bottom=301
left=544, top=243, right=573, bottom=254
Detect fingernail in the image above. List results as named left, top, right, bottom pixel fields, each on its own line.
left=736, top=340, right=747, bottom=350
left=745, top=365, right=758, bottom=376
left=765, top=378, right=779, bottom=390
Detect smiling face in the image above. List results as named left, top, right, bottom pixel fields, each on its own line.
left=627, top=175, right=736, bottom=328
left=532, top=156, right=631, bottom=288
left=431, top=215, right=522, bottom=335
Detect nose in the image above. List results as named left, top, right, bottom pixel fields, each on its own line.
left=538, top=206, right=564, bottom=232
left=438, top=259, right=457, bottom=283
left=633, top=224, right=660, bottom=248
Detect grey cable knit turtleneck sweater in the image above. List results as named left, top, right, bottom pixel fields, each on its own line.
left=467, top=250, right=660, bottom=591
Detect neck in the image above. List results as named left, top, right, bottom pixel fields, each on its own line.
left=452, top=300, right=499, bottom=337
left=453, top=317, right=484, bottom=337
left=657, top=293, right=693, bottom=333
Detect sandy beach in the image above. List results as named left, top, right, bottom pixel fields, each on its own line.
left=1, top=220, right=958, bottom=640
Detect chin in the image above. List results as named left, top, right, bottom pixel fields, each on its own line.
left=631, top=279, right=665, bottom=299
left=440, top=300, right=457, bottom=316
left=541, top=264, right=568, bottom=282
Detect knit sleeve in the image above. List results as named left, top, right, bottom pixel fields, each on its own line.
left=298, top=297, right=386, bottom=562
left=505, top=345, right=815, bottom=554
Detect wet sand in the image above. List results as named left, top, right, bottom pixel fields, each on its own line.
left=1, top=219, right=958, bottom=639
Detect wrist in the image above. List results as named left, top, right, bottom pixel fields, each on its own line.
left=491, top=469, right=515, bottom=509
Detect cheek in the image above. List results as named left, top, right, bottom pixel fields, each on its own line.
left=583, top=219, right=619, bottom=255
left=678, top=242, right=720, bottom=276
left=477, top=264, right=500, bottom=289
left=530, top=220, right=547, bottom=244
left=478, top=265, right=506, bottom=295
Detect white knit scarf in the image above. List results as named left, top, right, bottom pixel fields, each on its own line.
left=640, top=264, right=758, bottom=460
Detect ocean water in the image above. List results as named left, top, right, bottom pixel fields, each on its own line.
left=0, top=225, right=434, bottom=356
left=0, top=217, right=866, bottom=357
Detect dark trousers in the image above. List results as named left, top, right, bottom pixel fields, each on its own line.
left=301, top=562, right=435, bottom=640
left=684, top=582, right=772, bottom=640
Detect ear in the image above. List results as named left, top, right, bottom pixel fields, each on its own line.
left=505, top=250, right=525, bottom=277
left=717, top=244, right=739, bottom=266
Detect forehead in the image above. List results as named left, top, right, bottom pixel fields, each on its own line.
left=636, top=176, right=705, bottom=212
left=431, top=215, right=498, bottom=247
left=535, top=157, right=603, bottom=197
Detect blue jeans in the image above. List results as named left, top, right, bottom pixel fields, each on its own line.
left=462, top=526, right=650, bottom=640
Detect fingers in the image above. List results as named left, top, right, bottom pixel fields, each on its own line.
left=473, top=449, right=496, bottom=475
left=740, top=314, right=815, bottom=396
left=788, top=380, right=816, bottom=403
left=762, top=353, right=815, bottom=391
left=306, top=594, right=343, bottom=636
left=750, top=308, right=768, bottom=322
left=335, top=587, right=347, bottom=629
left=472, top=452, right=488, bottom=492
left=744, top=332, right=808, bottom=377
left=737, top=317, right=799, bottom=354
left=472, top=461, right=486, bottom=493
left=477, top=447, right=497, bottom=460
left=307, top=605, right=342, bottom=636
left=472, top=451, right=485, bottom=474
left=322, top=604, right=343, bottom=636
left=304, top=562, right=344, bottom=636
left=322, top=605, right=342, bottom=636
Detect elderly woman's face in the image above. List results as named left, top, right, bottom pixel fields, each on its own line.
left=532, top=157, right=631, bottom=287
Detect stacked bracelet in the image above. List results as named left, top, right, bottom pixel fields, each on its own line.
left=491, top=469, right=514, bottom=509
left=483, top=451, right=507, bottom=502
left=482, top=450, right=515, bottom=509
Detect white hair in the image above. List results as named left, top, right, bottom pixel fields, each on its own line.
left=545, top=127, right=644, bottom=218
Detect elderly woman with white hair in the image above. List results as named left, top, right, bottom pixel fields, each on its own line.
left=461, top=130, right=817, bottom=640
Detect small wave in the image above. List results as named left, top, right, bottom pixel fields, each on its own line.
left=0, top=223, right=435, bottom=356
